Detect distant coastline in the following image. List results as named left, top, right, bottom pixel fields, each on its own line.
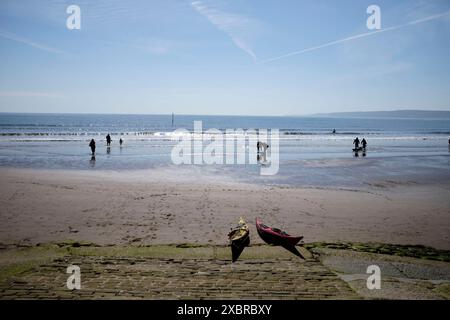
left=307, top=110, right=450, bottom=119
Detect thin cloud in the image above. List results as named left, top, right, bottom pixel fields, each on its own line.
left=264, top=10, right=450, bottom=63
left=0, top=30, right=64, bottom=54
left=190, top=0, right=257, bottom=60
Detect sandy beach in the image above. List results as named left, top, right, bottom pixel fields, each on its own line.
left=1, top=167, right=449, bottom=249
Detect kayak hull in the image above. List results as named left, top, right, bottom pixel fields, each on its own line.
left=255, top=218, right=304, bottom=258
left=230, top=233, right=250, bottom=262
left=228, top=217, right=250, bottom=262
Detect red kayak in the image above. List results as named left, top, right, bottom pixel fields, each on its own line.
left=255, top=218, right=304, bottom=258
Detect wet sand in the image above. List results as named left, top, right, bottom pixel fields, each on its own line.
left=0, top=167, right=449, bottom=249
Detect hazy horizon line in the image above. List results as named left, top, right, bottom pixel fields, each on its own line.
left=0, top=109, right=449, bottom=117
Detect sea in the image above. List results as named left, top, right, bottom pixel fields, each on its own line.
left=0, top=113, right=449, bottom=188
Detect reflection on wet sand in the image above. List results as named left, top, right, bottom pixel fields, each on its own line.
left=90, top=155, right=96, bottom=167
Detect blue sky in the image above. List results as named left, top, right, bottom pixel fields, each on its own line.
left=0, top=0, right=449, bottom=115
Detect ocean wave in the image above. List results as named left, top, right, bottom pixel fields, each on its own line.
left=0, top=133, right=448, bottom=143
left=1, top=129, right=448, bottom=137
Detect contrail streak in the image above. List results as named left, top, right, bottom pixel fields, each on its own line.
left=0, top=30, right=64, bottom=54
left=264, top=11, right=450, bottom=63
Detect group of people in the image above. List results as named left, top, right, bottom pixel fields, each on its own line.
left=353, top=137, right=367, bottom=150
left=333, top=129, right=368, bottom=151
left=89, top=134, right=123, bottom=155
left=88, top=133, right=368, bottom=159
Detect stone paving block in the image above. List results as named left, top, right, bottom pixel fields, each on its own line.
left=0, top=256, right=360, bottom=300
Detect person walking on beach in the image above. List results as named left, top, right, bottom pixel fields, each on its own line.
left=106, top=134, right=111, bottom=146
left=361, top=138, right=367, bottom=149
left=257, top=142, right=270, bottom=162
left=332, top=128, right=336, bottom=134
left=89, top=139, right=96, bottom=155
left=257, top=142, right=269, bottom=153
left=119, top=138, right=123, bottom=146
left=353, top=137, right=360, bottom=149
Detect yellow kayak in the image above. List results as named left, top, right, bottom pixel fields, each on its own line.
left=228, top=217, right=250, bottom=262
